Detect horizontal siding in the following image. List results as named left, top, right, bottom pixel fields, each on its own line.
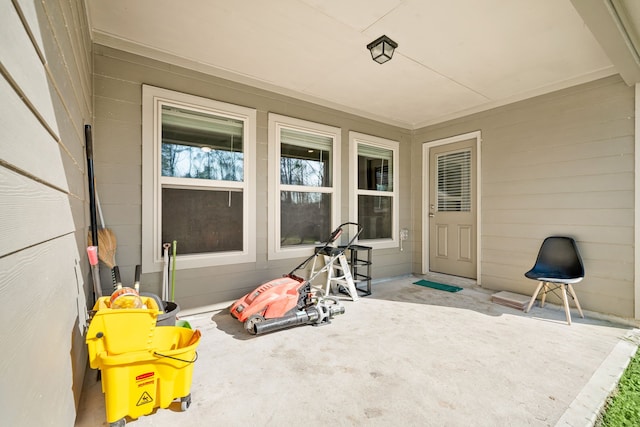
left=0, top=1, right=58, bottom=137
left=483, top=190, right=634, bottom=210
left=413, top=75, right=635, bottom=318
left=483, top=172, right=634, bottom=196
left=0, top=167, right=75, bottom=257
left=0, top=0, right=92, bottom=424
left=483, top=209, right=633, bottom=228
left=0, top=74, right=68, bottom=189
left=52, top=0, right=92, bottom=112
left=0, top=234, right=82, bottom=426
left=483, top=153, right=634, bottom=186
left=90, top=97, right=135, bottom=282
left=481, top=223, right=633, bottom=244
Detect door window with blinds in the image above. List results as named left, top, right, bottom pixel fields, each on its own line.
left=268, top=114, right=340, bottom=259
left=142, top=85, right=256, bottom=271
left=350, top=132, right=399, bottom=248
left=436, top=149, right=471, bottom=212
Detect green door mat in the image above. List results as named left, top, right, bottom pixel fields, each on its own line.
left=413, top=280, right=463, bottom=293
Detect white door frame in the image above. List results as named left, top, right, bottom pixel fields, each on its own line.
left=421, top=131, right=482, bottom=283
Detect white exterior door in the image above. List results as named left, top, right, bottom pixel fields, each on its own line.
left=428, top=138, right=477, bottom=279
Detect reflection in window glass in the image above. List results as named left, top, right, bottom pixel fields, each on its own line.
left=280, top=191, right=331, bottom=246
left=162, top=188, right=243, bottom=254
left=358, top=195, right=392, bottom=239
left=358, top=145, right=393, bottom=191
left=269, top=113, right=339, bottom=259
left=143, top=85, right=256, bottom=270
left=280, top=128, right=332, bottom=187
left=161, top=105, right=244, bottom=181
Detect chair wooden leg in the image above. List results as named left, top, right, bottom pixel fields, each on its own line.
left=525, top=282, right=544, bottom=313
left=567, top=284, right=584, bottom=318
left=540, top=282, right=549, bottom=308
left=561, top=284, right=572, bottom=325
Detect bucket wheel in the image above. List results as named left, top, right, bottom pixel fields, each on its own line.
left=244, top=314, right=265, bottom=335
left=180, top=393, right=192, bottom=411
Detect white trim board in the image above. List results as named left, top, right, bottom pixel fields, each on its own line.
left=421, top=131, right=482, bottom=284
left=348, top=131, right=400, bottom=250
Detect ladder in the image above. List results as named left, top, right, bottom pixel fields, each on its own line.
left=310, top=247, right=359, bottom=301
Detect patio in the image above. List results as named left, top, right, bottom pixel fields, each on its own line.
left=75, top=275, right=639, bottom=426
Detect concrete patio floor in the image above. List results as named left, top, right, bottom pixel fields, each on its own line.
left=75, top=274, right=640, bottom=427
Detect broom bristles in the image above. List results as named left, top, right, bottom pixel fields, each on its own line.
left=88, top=228, right=117, bottom=269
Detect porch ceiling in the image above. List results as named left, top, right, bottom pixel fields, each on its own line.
left=86, top=0, right=640, bottom=129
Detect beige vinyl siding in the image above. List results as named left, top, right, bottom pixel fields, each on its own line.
left=413, top=75, right=635, bottom=318
left=0, top=0, right=92, bottom=425
left=93, top=45, right=412, bottom=309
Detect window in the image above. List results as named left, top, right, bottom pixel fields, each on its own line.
left=142, top=85, right=256, bottom=271
left=349, top=132, right=399, bottom=249
left=437, top=150, right=471, bottom=212
left=268, top=114, right=340, bottom=260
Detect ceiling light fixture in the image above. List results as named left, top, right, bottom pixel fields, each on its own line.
left=367, top=35, right=398, bottom=64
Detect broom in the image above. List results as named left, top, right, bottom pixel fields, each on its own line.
left=87, top=191, right=117, bottom=270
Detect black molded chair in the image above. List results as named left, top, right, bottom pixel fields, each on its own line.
left=524, top=236, right=584, bottom=325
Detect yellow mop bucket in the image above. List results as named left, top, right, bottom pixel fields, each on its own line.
left=95, top=327, right=201, bottom=424
left=86, top=296, right=162, bottom=367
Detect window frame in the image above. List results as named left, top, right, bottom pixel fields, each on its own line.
left=268, top=113, right=341, bottom=260
left=349, top=131, right=399, bottom=249
left=142, top=85, right=256, bottom=272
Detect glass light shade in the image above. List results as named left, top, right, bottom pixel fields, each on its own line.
left=367, top=35, right=398, bottom=64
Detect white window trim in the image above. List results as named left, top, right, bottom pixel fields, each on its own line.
left=141, top=85, right=256, bottom=273
left=268, top=113, right=341, bottom=260
left=349, top=131, right=399, bottom=250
